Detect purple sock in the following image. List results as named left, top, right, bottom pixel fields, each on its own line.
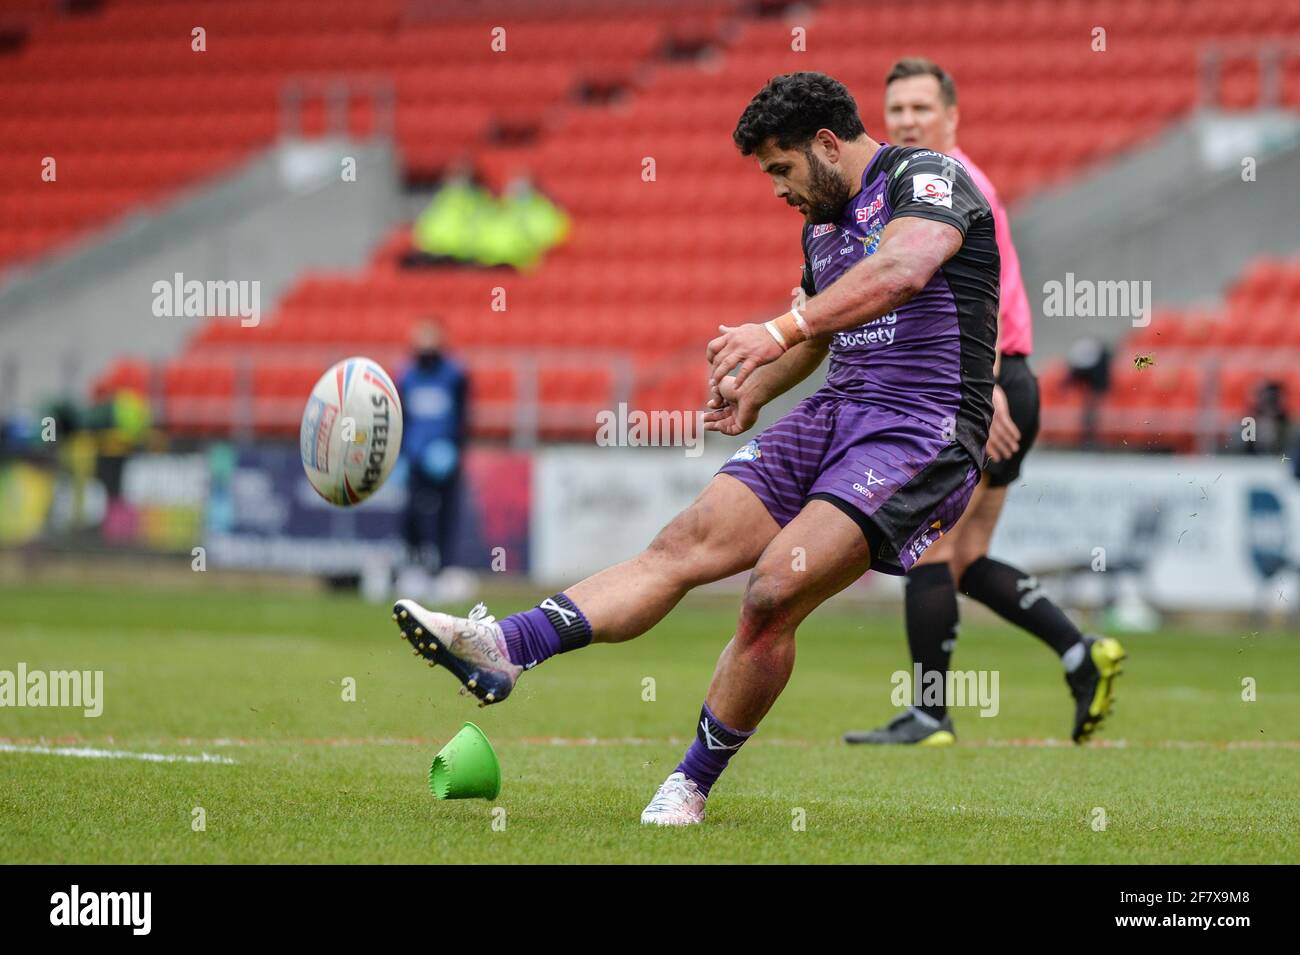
left=675, top=702, right=755, bottom=796
left=499, top=593, right=592, bottom=669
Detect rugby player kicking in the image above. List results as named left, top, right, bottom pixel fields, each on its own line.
left=392, top=72, right=998, bottom=824
left=843, top=59, right=1125, bottom=748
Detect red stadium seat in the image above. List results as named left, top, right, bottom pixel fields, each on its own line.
left=34, top=0, right=1299, bottom=440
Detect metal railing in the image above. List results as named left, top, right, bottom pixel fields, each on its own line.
left=73, top=344, right=644, bottom=449
left=1199, top=40, right=1300, bottom=109
left=279, top=77, right=397, bottom=142
left=1040, top=347, right=1300, bottom=455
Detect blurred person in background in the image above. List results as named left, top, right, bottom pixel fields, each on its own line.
left=1241, top=379, right=1290, bottom=456
left=843, top=58, right=1125, bottom=748
left=499, top=173, right=571, bottom=270
left=397, top=318, right=470, bottom=600
left=409, top=163, right=495, bottom=266
left=409, top=168, right=569, bottom=271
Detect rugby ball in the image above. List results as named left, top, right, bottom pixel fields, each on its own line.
left=300, top=357, right=403, bottom=506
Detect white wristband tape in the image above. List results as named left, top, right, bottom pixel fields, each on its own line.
left=764, top=320, right=788, bottom=350
left=790, top=307, right=811, bottom=339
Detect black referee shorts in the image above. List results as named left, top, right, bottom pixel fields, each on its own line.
left=985, top=354, right=1039, bottom=488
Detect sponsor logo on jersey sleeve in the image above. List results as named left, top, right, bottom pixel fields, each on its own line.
left=912, top=174, right=953, bottom=208
left=811, top=223, right=836, bottom=237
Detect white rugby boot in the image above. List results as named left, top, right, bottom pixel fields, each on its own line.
left=640, top=772, right=707, bottom=826
left=392, top=600, right=522, bottom=706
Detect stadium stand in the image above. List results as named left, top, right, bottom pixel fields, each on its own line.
left=1038, top=256, right=1300, bottom=454
left=3, top=0, right=1297, bottom=441
left=0, top=0, right=733, bottom=268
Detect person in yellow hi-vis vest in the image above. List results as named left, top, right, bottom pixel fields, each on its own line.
left=412, top=172, right=570, bottom=270
left=500, top=175, right=571, bottom=271
left=412, top=172, right=496, bottom=262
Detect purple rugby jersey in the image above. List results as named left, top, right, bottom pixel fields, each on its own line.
left=798, top=145, right=999, bottom=469
left=717, top=146, right=999, bottom=573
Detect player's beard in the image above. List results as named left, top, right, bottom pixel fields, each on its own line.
left=799, top=147, right=853, bottom=224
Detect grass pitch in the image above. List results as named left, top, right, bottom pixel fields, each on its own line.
left=1, top=582, right=1296, bottom=864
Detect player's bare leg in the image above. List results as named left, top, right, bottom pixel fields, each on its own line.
left=642, top=500, right=872, bottom=824
left=940, top=475, right=1003, bottom=575
left=565, top=474, right=779, bottom=642
left=710, top=500, right=873, bottom=725
left=393, top=474, right=778, bottom=704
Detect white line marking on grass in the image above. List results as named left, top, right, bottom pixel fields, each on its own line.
left=966, top=738, right=1300, bottom=750
left=0, top=743, right=237, bottom=764
left=4, top=735, right=1296, bottom=751
left=524, top=736, right=1300, bottom=750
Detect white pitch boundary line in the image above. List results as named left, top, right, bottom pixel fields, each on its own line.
left=517, top=736, right=1300, bottom=750
left=3, top=736, right=1297, bottom=752
left=0, top=743, right=237, bottom=765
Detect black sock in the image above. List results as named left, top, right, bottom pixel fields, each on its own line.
left=959, top=556, right=1082, bottom=658
left=905, top=563, right=959, bottom=721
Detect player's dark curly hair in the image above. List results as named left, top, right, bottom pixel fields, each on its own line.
left=732, top=72, right=866, bottom=155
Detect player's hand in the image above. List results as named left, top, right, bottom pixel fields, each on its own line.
left=984, top=383, right=1021, bottom=462
left=703, top=377, right=760, bottom=435
left=706, top=322, right=784, bottom=390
